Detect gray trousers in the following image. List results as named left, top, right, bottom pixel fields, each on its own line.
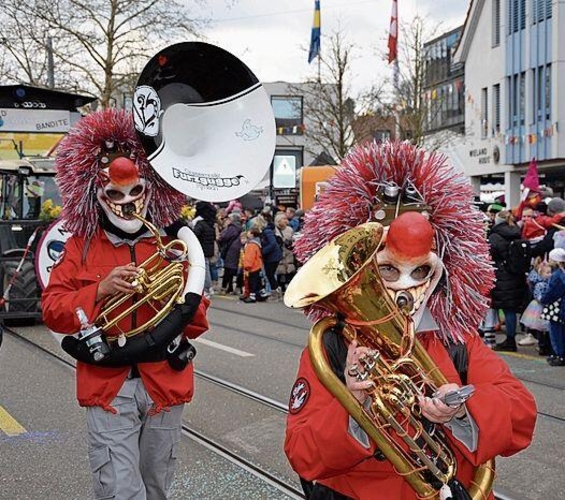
left=85, top=377, right=184, bottom=500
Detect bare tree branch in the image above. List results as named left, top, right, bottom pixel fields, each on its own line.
left=291, top=29, right=384, bottom=163
left=0, top=0, right=214, bottom=107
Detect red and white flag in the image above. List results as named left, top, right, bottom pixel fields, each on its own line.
left=388, top=0, right=398, bottom=64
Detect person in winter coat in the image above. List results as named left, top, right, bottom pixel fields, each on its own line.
left=260, top=212, right=283, bottom=295
left=275, top=212, right=296, bottom=295
left=242, top=227, right=268, bottom=303
left=540, top=248, right=565, bottom=366
left=191, top=201, right=217, bottom=297
left=218, top=212, right=243, bottom=294
left=489, top=210, right=528, bottom=352
left=531, top=197, right=565, bottom=257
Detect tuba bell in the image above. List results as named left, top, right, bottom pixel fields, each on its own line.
left=284, top=222, right=495, bottom=500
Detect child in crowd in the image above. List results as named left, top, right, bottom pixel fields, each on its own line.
left=520, top=259, right=552, bottom=354
left=540, top=248, right=565, bottom=366
left=242, top=228, right=268, bottom=303
left=237, top=232, right=249, bottom=300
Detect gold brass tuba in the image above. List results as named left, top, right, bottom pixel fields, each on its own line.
left=284, top=222, right=495, bottom=500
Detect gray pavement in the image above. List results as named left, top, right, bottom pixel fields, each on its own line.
left=0, top=296, right=564, bottom=500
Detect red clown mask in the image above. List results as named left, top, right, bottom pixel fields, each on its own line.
left=96, top=156, right=151, bottom=233
left=55, top=109, right=185, bottom=241
left=377, top=212, right=444, bottom=327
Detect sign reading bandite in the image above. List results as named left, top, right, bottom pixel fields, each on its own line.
left=273, top=155, right=296, bottom=188
left=35, top=219, right=72, bottom=290
left=0, top=108, right=72, bottom=133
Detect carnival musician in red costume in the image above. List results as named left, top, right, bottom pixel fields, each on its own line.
left=284, top=142, right=537, bottom=500
left=42, top=109, right=209, bottom=500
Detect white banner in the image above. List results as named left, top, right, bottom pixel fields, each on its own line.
left=0, top=108, right=73, bottom=133
left=273, top=155, right=297, bottom=188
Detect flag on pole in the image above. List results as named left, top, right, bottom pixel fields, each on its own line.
left=388, top=0, right=398, bottom=64
left=523, top=157, right=540, bottom=192
left=308, top=0, right=321, bottom=64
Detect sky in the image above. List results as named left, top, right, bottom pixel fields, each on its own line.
left=195, top=0, right=470, bottom=96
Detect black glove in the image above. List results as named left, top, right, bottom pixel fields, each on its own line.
left=176, top=291, right=202, bottom=324
left=164, top=219, right=189, bottom=239
left=62, top=292, right=203, bottom=366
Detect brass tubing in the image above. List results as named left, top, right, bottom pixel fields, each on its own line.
left=93, top=213, right=187, bottom=340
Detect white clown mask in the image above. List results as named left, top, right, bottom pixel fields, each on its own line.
left=96, top=156, right=152, bottom=234
left=376, top=212, right=444, bottom=328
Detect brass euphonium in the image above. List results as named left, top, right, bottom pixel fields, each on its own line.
left=284, top=222, right=494, bottom=500
left=96, top=213, right=188, bottom=342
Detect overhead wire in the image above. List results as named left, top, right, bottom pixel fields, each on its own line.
left=212, top=0, right=379, bottom=23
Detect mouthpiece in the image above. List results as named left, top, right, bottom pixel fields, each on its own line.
left=396, top=291, right=414, bottom=312
left=123, top=203, right=136, bottom=217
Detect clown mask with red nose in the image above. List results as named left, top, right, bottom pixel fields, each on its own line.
left=96, top=156, right=152, bottom=234
left=376, top=212, right=444, bottom=328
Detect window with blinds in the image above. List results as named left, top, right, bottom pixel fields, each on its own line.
left=509, top=0, right=526, bottom=32
left=534, top=0, right=553, bottom=23
left=493, top=84, right=501, bottom=133
left=493, top=0, right=501, bottom=46
left=481, top=88, right=489, bottom=138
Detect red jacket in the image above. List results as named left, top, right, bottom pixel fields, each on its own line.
left=285, top=333, right=537, bottom=500
left=42, top=228, right=210, bottom=413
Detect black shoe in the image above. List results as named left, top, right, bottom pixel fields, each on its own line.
left=548, top=357, right=565, bottom=367
left=538, top=348, right=552, bottom=356
left=493, top=338, right=517, bottom=352
left=242, top=297, right=256, bottom=303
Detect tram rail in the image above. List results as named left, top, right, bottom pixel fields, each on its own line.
left=4, top=326, right=301, bottom=499
left=210, top=303, right=565, bottom=398
left=3, top=324, right=531, bottom=500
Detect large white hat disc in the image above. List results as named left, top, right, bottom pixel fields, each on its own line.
left=133, top=42, right=276, bottom=202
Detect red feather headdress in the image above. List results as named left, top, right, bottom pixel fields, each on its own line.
left=55, top=109, right=185, bottom=239
left=294, top=141, right=495, bottom=343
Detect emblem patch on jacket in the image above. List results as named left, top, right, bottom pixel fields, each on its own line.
left=289, top=377, right=310, bottom=414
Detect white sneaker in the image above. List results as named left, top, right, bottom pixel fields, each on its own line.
left=518, top=333, right=537, bottom=346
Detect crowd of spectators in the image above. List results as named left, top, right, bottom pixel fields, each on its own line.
left=480, top=196, right=565, bottom=366
left=187, top=200, right=304, bottom=304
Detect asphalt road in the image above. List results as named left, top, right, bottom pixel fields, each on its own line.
left=0, top=294, right=563, bottom=500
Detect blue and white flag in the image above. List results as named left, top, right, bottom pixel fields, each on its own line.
left=308, top=0, right=321, bottom=63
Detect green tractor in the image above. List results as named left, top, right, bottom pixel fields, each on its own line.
left=0, top=157, right=61, bottom=324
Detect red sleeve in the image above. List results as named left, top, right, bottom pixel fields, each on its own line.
left=284, top=349, right=376, bottom=481
left=41, top=237, right=104, bottom=335
left=183, top=296, right=210, bottom=339
left=536, top=214, right=560, bottom=228
left=446, top=336, right=537, bottom=465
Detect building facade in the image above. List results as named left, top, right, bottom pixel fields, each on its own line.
left=423, top=27, right=465, bottom=135
left=261, top=81, right=335, bottom=207
left=452, top=0, right=564, bottom=206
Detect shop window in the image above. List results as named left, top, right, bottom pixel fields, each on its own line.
left=272, top=96, right=303, bottom=135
